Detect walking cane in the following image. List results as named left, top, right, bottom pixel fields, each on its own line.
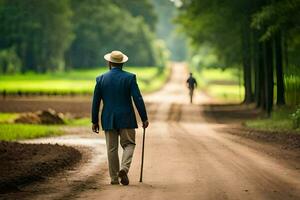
left=139, top=128, right=146, bottom=182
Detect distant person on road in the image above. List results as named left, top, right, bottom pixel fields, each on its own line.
left=91, top=50, right=149, bottom=185
left=186, top=73, right=197, bottom=104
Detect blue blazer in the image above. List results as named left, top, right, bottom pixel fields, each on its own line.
left=91, top=67, right=148, bottom=131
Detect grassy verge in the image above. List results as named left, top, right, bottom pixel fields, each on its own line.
left=0, top=113, right=64, bottom=141
left=65, top=117, right=90, bottom=126
left=0, top=113, right=93, bottom=141
left=0, top=113, right=19, bottom=123
left=191, top=67, right=243, bottom=102
left=206, top=85, right=244, bottom=102
left=0, top=124, right=63, bottom=141
left=0, top=66, right=169, bottom=95
left=245, top=106, right=300, bottom=132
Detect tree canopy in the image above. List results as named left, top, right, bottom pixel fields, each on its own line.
left=0, top=0, right=168, bottom=73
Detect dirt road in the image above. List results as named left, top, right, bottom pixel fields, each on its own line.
left=4, top=63, right=300, bottom=200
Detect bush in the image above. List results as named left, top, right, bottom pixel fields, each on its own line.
left=291, top=107, right=300, bottom=129
left=285, top=75, right=300, bottom=106
left=0, top=47, right=21, bottom=74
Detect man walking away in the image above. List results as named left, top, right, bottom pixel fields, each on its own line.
left=186, top=73, right=197, bottom=104
left=91, top=50, right=149, bottom=185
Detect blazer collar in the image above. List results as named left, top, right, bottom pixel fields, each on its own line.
left=111, top=67, right=122, bottom=71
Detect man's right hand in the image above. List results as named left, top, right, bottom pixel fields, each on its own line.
left=142, top=120, right=149, bottom=129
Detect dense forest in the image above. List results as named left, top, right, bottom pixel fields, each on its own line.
left=0, top=0, right=170, bottom=73
left=177, top=0, right=300, bottom=114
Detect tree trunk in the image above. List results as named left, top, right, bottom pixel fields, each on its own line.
left=283, top=32, right=289, bottom=70
left=263, top=39, right=274, bottom=116
left=255, top=40, right=265, bottom=108
left=242, top=24, right=254, bottom=104
left=275, top=31, right=285, bottom=105
left=257, top=42, right=265, bottom=109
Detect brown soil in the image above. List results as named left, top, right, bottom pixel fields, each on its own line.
left=0, top=141, right=81, bottom=193
left=14, top=109, right=65, bottom=124
left=202, top=103, right=262, bottom=124
left=202, top=103, right=300, bottom=149
left=0, top=97, right=92, bottom=118
left=222, top=126, right=300, bottom=149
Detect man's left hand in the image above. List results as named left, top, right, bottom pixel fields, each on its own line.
left=92, top=123, right=99, bottom=133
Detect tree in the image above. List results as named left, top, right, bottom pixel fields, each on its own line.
left=112, top=0, right=157, bottom=31
left=0, top=0, right=73, bottom=72
left=67, top=0, right=159, bottom=68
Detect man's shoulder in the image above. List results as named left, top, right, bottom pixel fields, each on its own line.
left=122, top=70, right=136, bottom=78
left=95, top=70, right=111, bottom=82
left=96, top=74, right=104, bottom=82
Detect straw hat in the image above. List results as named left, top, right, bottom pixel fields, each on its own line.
left=104, top=50, right=128, bottom=63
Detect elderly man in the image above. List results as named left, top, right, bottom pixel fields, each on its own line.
left=91, top=50, right=149, bottom=185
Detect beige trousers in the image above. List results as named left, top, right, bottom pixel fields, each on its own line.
left=104, top=129, right=136, bottom=181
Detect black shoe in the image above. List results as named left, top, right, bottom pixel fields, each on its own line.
left=110, top=180, right=119, bottom=185
left=118, top=169, right=129, bottom=185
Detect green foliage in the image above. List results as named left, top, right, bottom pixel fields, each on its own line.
left=291, top=107, right=300, bottom=129
left=189, top=46, right=220, bottom=70
left=0, top=0, right=74, bottom=72
left=251, top=0, right=300, bottom=41
left=285, top=75, right=300, bottom=106
left=66, top=0, right=160, bottom=67
left=153, top=40, right=170, bottom=68
left=0, top=46, right=21, bottom=74
left=0, top=0, right=162, bottom=72
left=251, top=0, right=300, bottom=74
left=0, top=124, right=62, bottom=141
left=112, top=0, right=157, bottom=31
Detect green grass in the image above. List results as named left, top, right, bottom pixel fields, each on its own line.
left=191, top=67, right=243, bottom=102
left=0, top=66, right=169, bottom=94
left=65, top=117, right=91, bottom=126
left=207, top=85, right=244, bottom=102
left=200, top=68, right=239, bottom=83
left=0, top=113, right=19, bottom=123
left=285, top=75, right=300, bottom=106
left=0, top=112, right=85, bottom=140
left=0, top=124, right=63, bottom=141
left=246, top=106, right=300, bottom=132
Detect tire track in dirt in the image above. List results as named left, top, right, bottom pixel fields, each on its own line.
left=167, top=103, right=182, bottom=122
